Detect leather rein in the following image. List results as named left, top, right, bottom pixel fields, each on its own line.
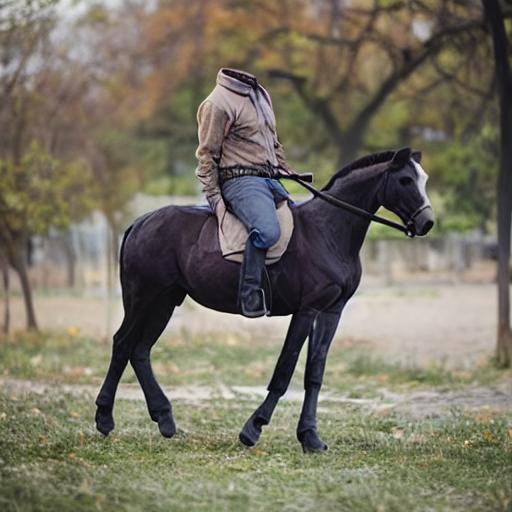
left=279, top=172, right=422, bottom=238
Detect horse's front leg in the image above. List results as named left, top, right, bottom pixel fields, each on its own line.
left=297, top=305, right=344, bottom=453
left=239, top=310, right=317, bottom=447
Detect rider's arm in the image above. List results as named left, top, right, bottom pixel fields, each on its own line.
left=274, top=137, right=298, bottom=176
left=195, top=100, right=230, bottom=209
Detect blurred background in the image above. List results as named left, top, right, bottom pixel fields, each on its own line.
left=2, top=3, right=512, bottom=509
left=0, top=0, right=511, bottom=369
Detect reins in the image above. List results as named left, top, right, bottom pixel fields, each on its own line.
left=279, top=172, right=416, bottom=238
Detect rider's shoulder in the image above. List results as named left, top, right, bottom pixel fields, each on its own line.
left=203, top=85, right=245, bottom=117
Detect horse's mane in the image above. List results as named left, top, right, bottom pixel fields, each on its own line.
left=322, top=150, right=395, bottom=191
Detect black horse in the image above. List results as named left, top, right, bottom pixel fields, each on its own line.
left=95, top=147, right=434, bottom=452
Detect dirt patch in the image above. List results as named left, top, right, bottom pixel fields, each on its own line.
left=2, top=377, right=511, bottom=421
left=8, top=283, right=505, bottom=367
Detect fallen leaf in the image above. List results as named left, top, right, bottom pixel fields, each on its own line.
left=30, top=354, right=42, bottom=367
left=225, top=334, right=239, bottom=347
left=391, top=426, right=404, bottom=440
left=67, top=326, right=81, bottom=337
left=375, top=406, right=393, bottom=417
left=407, top=433, right=426, bottom=444
left=483, top=431, right=493, bottom=442
left=64, top=366, right=92, bottom=377
left=246, top=363, right=265, bottom=379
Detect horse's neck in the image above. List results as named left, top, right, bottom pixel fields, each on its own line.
left=311, top=166, right=384, bottom=256
left=328, top=166, right=384, bottom=212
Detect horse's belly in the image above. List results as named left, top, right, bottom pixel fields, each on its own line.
left=183, top=253, right=299, bottom=317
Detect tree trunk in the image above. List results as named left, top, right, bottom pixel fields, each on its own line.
left=1, top=254, right=10, bottom=335
left=0, top=223, right=39, bottom=332
left=483, top=0, right=512, bottom=367
left=63, top=231, right=77, bottom=289
left=11, top=248, right=38, bottom=331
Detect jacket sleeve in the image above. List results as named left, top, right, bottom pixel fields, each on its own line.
left=195, top=100, right=230, bottom=203
left=274, top=137, right=295, bottom=175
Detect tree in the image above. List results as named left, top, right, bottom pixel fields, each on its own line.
left=216, top=0, right=490, bottom=165
left=482, top=0, right=512, bottom=367
left=0, top=143, right=93, bottom=330
left=0, top=0, right=96, bottom=330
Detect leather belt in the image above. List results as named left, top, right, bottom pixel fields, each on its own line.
left=218, top=165, right=279, bottom=184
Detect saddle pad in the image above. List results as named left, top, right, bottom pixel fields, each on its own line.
left=216, top=201, right=294, bottom=264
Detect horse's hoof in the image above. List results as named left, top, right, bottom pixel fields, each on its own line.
left=157, top=413, right=176, bottom=439
left=239, top=430, right=257, bottom=447
left=95, top=407, right=114, bottom=436
left=298, top=429, right=328, bottom=453
left=239, top=416, right=263, bottom=447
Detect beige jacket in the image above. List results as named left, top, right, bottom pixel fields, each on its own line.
left=195, top=68, right=293, bottom=204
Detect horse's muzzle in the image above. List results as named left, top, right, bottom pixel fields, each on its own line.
left=410, top=205, right=435, bottom=237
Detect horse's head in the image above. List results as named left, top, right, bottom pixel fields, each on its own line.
left=381, top=147, right=435, bottom=237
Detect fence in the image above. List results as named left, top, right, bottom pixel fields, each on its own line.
left=10, top=194, right=499, bottom=294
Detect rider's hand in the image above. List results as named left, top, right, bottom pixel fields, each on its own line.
left=278, top=166, right=301, bottom=178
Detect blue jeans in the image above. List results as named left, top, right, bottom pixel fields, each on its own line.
left=221, top=176, right=290, bottom=249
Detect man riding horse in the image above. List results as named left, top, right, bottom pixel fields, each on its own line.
left=95, top=66, right=435, bottom=449
left=195, top=68, right=298, bottom=318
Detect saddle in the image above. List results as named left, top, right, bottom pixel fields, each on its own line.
left=215, top=200, right=294, bottom=264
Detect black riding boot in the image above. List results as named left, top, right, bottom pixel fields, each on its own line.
left=239, top=240, right=268, bottom=318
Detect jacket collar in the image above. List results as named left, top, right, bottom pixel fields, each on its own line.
left=216, top=68, right=257, bottom=96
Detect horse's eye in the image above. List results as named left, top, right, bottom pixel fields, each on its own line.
left=399, top=177, right=413, bottom=186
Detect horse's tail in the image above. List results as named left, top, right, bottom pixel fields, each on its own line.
left=113, top=212, right=158, bottom=349
left=112, top=223, right=136, bottom=349
left=118, top=223, right=134, bottom=292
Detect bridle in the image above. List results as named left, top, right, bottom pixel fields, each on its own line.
left=379, top=163, right=432, bottom=237
left=405, top=204, right=431, bottom=235
left=280, top=165, right=428, bottom=238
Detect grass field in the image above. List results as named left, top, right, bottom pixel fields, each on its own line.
left=0, top=329, right=509, bottom=391
left=0, top=330, right=511, bottom=511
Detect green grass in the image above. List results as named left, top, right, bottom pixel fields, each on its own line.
left=0, top=391, right=510, bottom=512
left=0, top=331, right=511, bottom=511
left=0, top=330, right=509, bottom=393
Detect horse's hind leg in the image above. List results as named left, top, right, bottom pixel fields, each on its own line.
left=239, top=310, right=316, bottom=447
left=95, top=278, right=163, bottom=435
left=129, top=293, right=178, bottom=438
left=95, top=315, right=142, bottom=436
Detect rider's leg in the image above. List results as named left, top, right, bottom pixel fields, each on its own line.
left=221, top=176, right=282, bottom=317
left=239, top=234, right=268, bottom=317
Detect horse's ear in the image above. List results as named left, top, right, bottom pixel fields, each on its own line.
left=390, top=147, right=411, bottom=170
left=412, top=150, right=422, bottom=163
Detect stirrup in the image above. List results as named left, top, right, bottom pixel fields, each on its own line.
left=240, top=288, right=269, bottom=318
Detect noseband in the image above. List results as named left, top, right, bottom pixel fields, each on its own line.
left=406, top=204, right=431, bottom=234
